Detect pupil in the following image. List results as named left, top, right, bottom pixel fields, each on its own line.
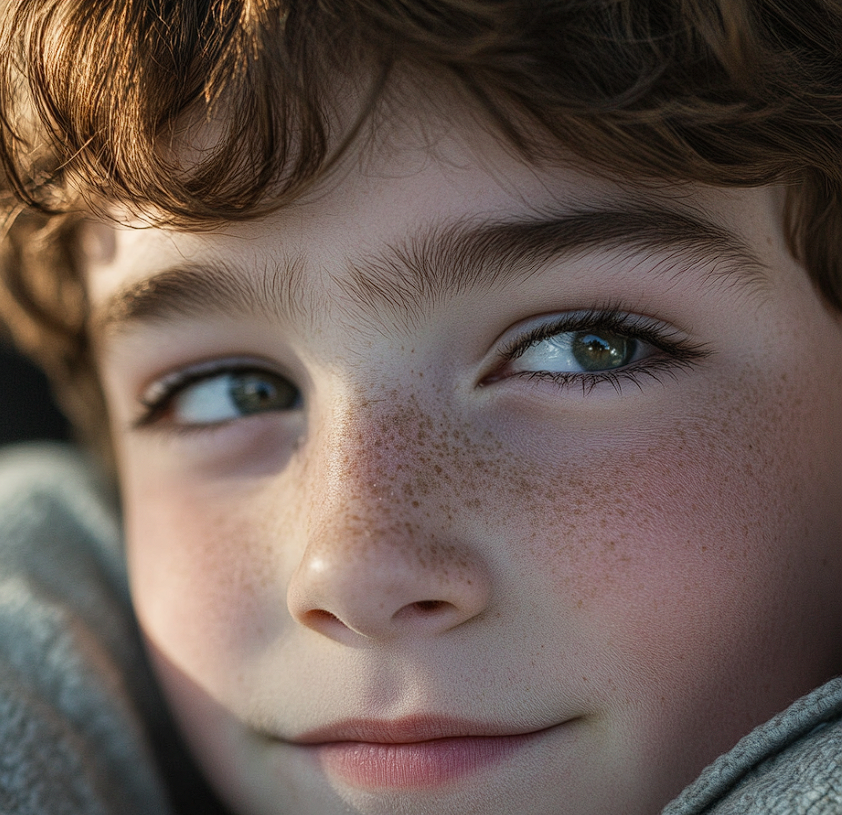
left=230, top=373, right=298, bottom=413
left=571, top=331, right=634, bottom=371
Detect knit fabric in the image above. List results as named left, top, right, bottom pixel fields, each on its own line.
left=663, top=678, right=842, bottom=814
left=0, top=443, right=232, bottom=815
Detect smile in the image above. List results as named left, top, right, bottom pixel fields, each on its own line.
left=290, top=716, right=559, bottom=789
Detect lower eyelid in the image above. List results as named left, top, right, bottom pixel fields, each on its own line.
left=509, top=361, right=677, bottom=393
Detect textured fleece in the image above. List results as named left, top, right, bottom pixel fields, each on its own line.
left=0, top=443, right=232, bottom=815
left=662, top=677, right=842, bottom=814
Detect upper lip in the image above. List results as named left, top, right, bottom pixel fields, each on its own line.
left=289, top=715, right=560, bottom=745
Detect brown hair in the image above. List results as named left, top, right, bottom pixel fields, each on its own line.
left=1, top=0, right=841, bottom=460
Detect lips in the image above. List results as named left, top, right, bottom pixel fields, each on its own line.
left=292, top=714, right=544, bottom=744
left=289, top=715, right=556, bottom=789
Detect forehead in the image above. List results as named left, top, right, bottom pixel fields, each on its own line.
left=82, top=114, right=787, bottom=341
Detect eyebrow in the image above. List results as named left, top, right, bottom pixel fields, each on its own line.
left=91, top=203, right=767, bottom=337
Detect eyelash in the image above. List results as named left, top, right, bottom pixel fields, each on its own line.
left=495, top=307, right=710, bottom=394
left=133, top=362, right=290, bottom=430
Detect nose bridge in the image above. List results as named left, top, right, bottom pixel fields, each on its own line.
left=287, top=392, right=492, bottom=642
left=311, top=396, right=427, bottom=541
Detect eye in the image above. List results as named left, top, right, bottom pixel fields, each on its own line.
left=137, top=366, right=301, bottom=428
left=511, top=328, right=642, bottom=375
left=489, top=308, right=709, bottom=391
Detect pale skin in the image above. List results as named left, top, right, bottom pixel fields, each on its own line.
left=85, top=101, right=842, bottom=815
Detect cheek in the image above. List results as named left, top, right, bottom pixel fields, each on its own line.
left=503, top=367, right=842, bottom=713
left=124, top=473, right=289, bottom=695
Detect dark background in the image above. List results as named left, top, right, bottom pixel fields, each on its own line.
left=0, top=341, right=71, bottom=446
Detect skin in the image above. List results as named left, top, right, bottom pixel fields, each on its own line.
left=86, top=101, right=842, bottom=815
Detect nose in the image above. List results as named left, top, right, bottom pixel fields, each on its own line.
left=286, top=405, right=492, bottom=644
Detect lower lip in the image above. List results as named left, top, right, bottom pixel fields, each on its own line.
left=311, top=733, right=540, bottom=789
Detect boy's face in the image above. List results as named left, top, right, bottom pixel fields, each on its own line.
left=86, top=104, right=842, bottom=815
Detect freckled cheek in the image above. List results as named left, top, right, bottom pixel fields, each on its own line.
left=501, top=401, right=801, bottom=597
left=495, top=445, right=749, bottom=620
left=498, top=382, right=842, bottom=685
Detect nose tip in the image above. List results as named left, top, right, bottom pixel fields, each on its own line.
left=285, top=398, right=493, bottom=644
left=286, top=539, right=492, bottom=643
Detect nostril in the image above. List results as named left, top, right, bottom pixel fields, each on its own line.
left=391, top=600, right=451, bottom=621
left=303, top=608, right=345, bottom=630
left=413, top=600, right=446, bottom=613
left=309, top=609, right=341, bottom=622
left=299, top=602, right=456, bottom=640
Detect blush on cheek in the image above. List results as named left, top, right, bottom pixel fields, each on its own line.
left=510, top=367, right=835, bottom=603
left=499, top=375, right=842, bottom=776
left=125, top=473, right=290, bottom=693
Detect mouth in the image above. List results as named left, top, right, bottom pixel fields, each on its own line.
left=289, top=715, right=560, bottom=789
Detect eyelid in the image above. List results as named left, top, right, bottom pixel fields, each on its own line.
left=134, top=357, right=298, bottom=429
left=497, top=307, right=689, bottom=363
left=139, top=356, right=271, bottom=405
left=484, top=306, right=711, bottom=389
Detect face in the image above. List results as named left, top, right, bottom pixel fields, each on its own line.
left=86, top=102, right=842, bottom=815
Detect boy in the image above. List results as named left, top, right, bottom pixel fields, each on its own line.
left=1, top=0, right=841, bottom=813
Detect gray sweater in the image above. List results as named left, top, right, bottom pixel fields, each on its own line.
left=0, top=444, right=232, bottom=815
left=0, top=444, right=839, bottom=814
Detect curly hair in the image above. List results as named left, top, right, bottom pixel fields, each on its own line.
left=0, top=0, right=841, bottom=461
